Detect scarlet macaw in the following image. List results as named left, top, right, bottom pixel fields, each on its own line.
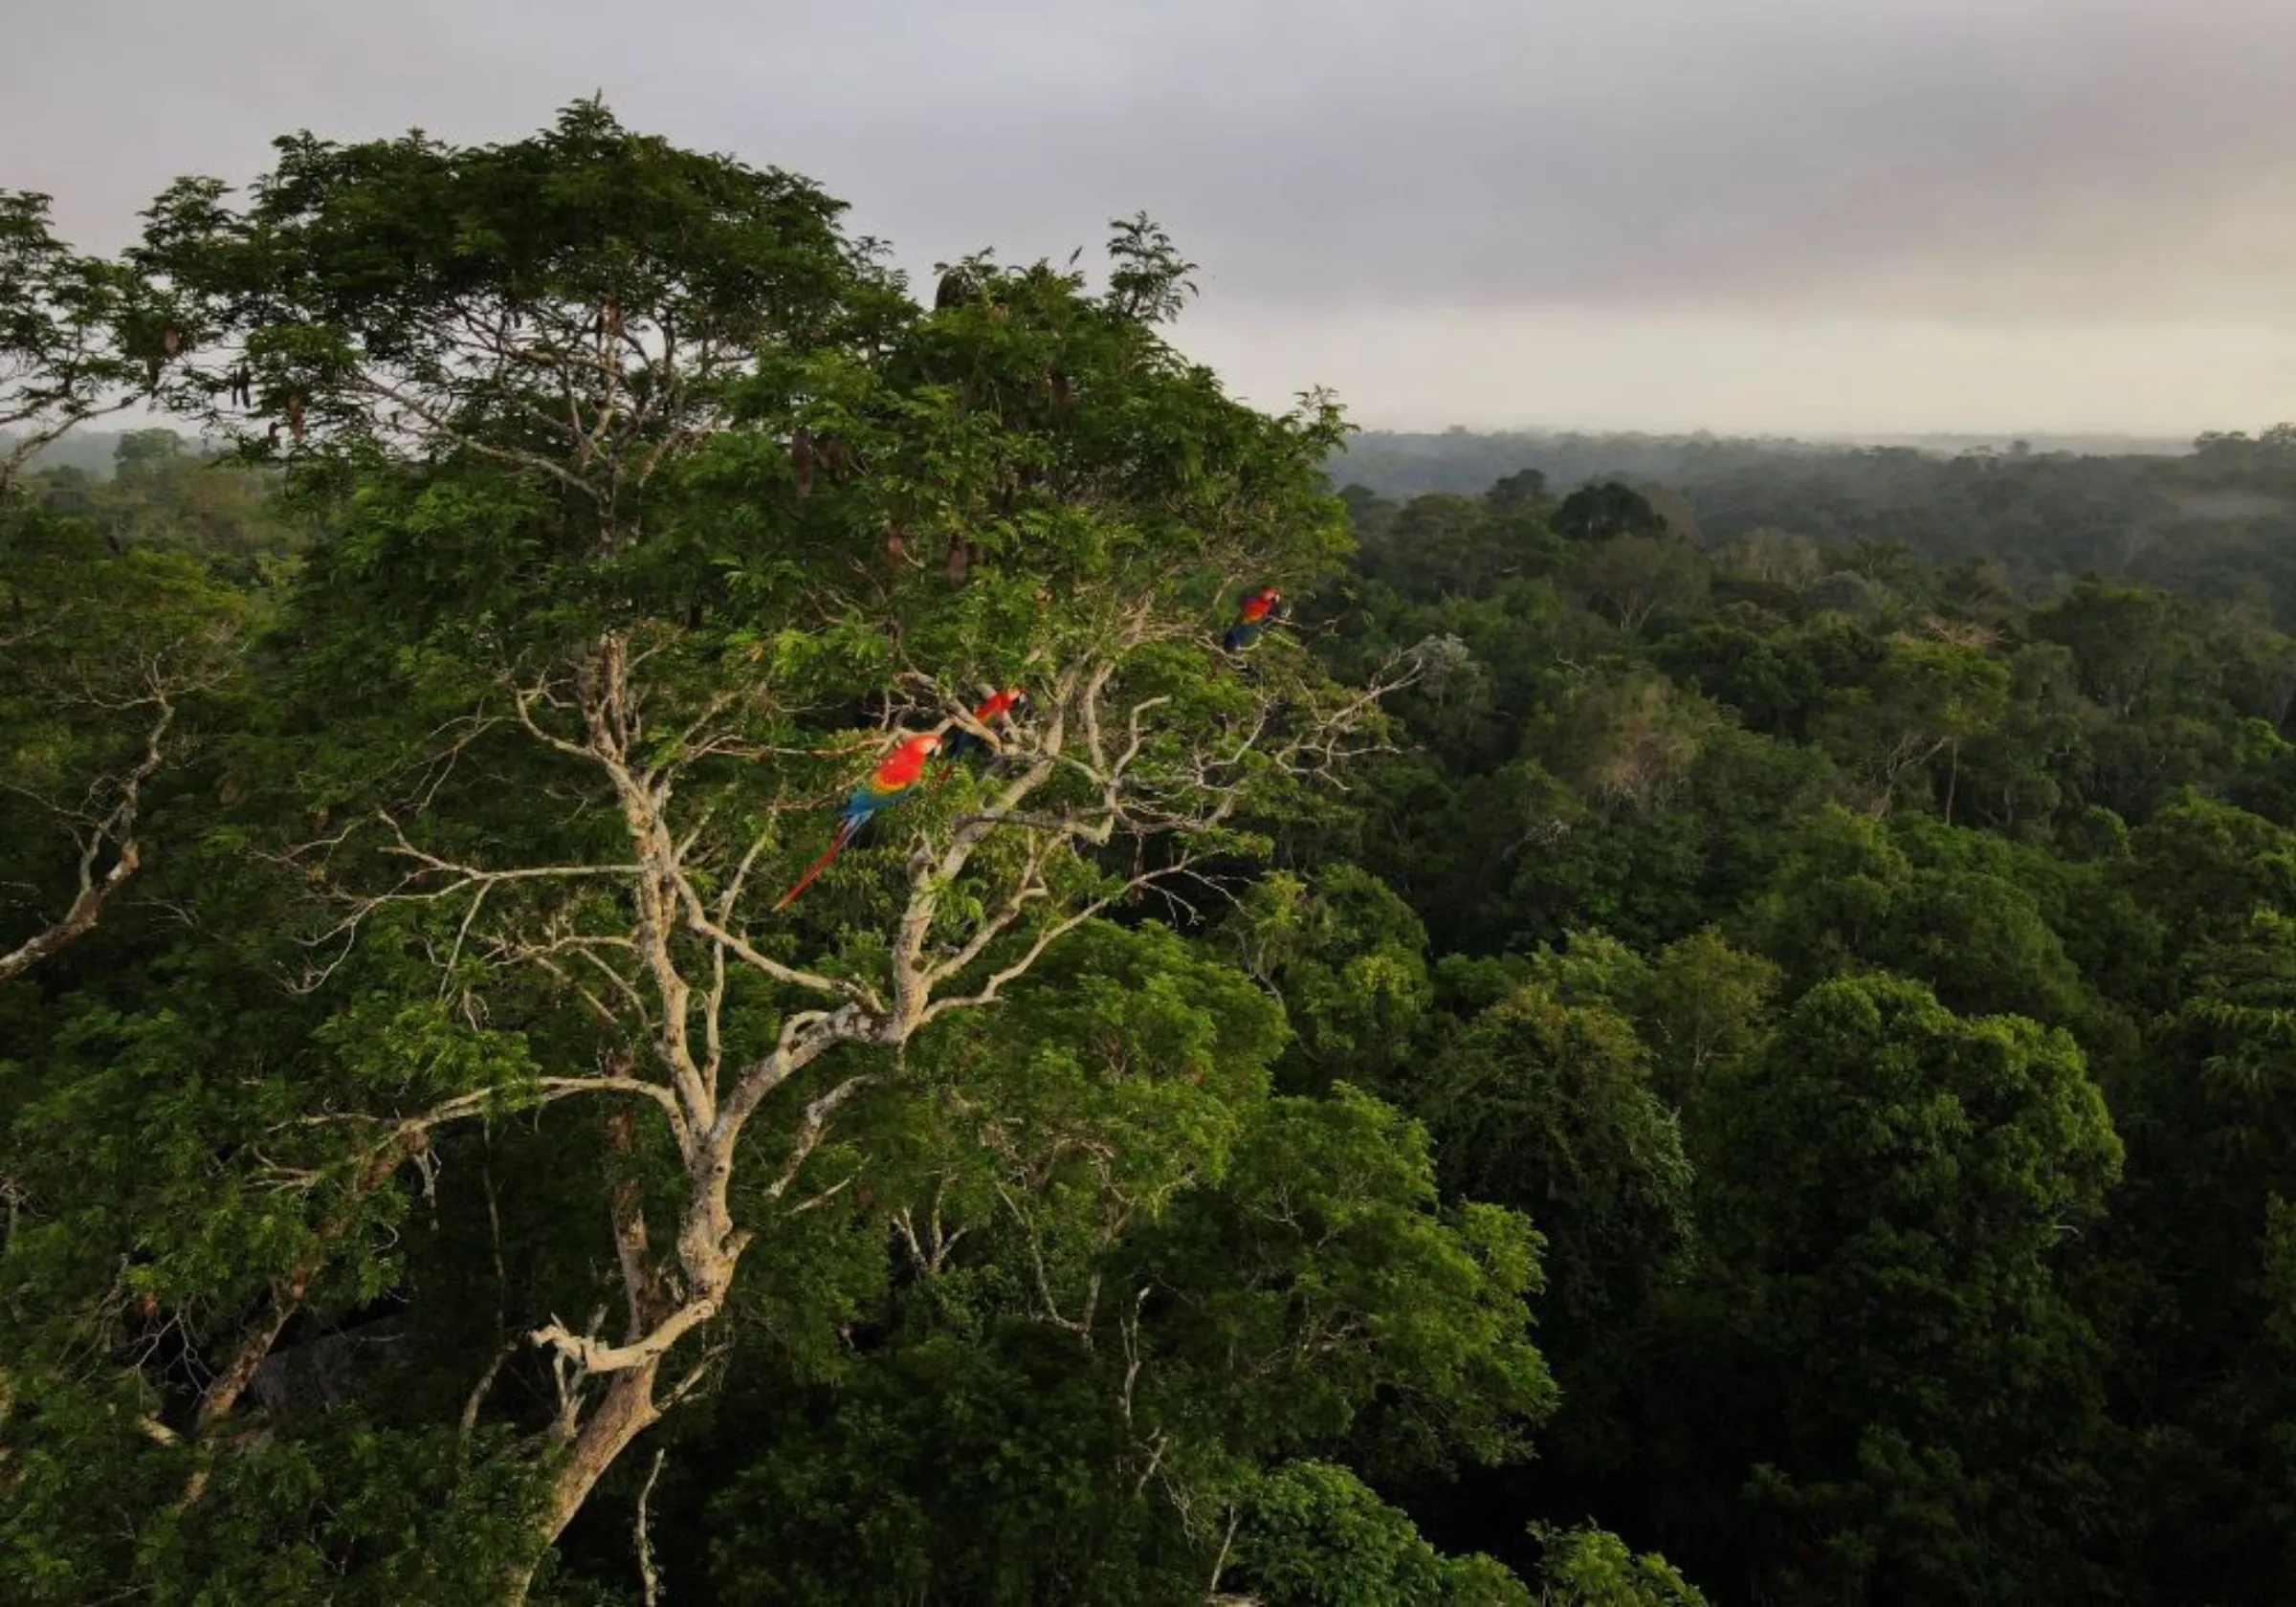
left=941, top=686, right=1028, bottom=763
left=1223, top=587, right=1283, bottom=652
left=774, top=733, right=943, bottom=911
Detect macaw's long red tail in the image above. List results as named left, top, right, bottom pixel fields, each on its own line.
left=774, top=820, right=857, bottom=912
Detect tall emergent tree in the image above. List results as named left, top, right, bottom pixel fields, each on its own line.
left=87, top=101, right=1433, bottom=1591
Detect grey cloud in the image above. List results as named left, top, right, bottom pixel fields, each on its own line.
left=647, top=0, right=2296, bottom=324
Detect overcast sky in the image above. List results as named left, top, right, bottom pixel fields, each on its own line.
left=11, top=0, right=2296, bottom=436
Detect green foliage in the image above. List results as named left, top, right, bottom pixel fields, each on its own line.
left=1634, top=926, right=1783, bottom=1099
left=0, top=502, right=258, bottom=964
left=1529, top=1522, right=1709, bottom=1607
left=1687, top=974, right=2124, bottom=1601
left=1567, top=535, right=1710, bottom=634
left=1410, top=973, right=1692, bottom=1335
left=1228, top=1462, right=1530, bottom=1606
left=1128, top=1086, right=1556, bottom=1476
left=1553, top=481, right=1668, bottom=546
left=1218, top=864, right=1434, bottom=1092
left=0, top=1383, right=548, bottom=1606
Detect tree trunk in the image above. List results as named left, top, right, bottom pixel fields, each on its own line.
left=505, top=1359, right=664, bottom=1605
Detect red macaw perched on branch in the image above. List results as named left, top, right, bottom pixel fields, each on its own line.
left=1224, top=586, right=1283, bottom=652
left=941, top=686, right=1028, bottom=763
left=775, top=733, right=942, bottom=911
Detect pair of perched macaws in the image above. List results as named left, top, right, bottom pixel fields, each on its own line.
left=777, top=587, right=1282, bottom=910
left=774, top=686, right=1027, bottom=910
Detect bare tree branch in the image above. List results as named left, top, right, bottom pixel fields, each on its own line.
left=0, top=691, right=174, bottom=982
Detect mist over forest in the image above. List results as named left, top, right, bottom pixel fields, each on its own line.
left=9, top=97, right=2296, bottom=1607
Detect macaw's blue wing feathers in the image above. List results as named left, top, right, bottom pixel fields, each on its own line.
left=1225, top=613, right=1281, bottom=652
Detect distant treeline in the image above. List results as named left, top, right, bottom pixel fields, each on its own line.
left=1325, top=428, right=2198, bottom=502
left=1333, top=426, right=2296, bottom=627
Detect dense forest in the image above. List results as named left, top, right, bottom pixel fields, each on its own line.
left=1331, top=429, right=2296, bottom=630
left=6, top=105, right=2296, bottom=1605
